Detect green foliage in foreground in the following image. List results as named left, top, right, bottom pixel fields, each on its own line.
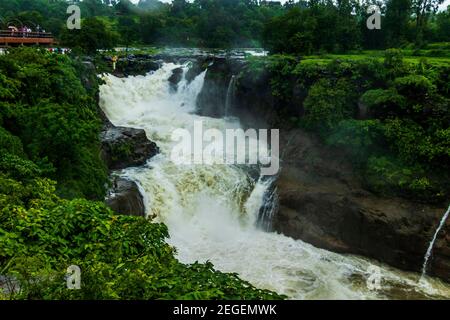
left=0, top=180, right=281, bottom=299
left=0, top=48, right=107, bottom=200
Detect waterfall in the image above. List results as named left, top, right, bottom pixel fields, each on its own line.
left=421, top=204, right=450, bottom=277
left=225, top=75, right=236, bottom=117
left=251, top=177, right=279, bottom=232
left=99, top=62, right=450, bottom=300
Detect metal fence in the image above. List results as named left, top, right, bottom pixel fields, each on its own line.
left=0, top=30, right=53, bottom=39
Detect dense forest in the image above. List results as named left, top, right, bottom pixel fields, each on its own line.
left=0, top=0, right=449, bottom=52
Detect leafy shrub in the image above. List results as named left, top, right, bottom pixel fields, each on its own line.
left=393, top=75, right=435, bottom=104
left=0, top=194, right=282, bottom=300
left=360, top=88, right=406, bottom=119
left=364, top=156, right=444, bottom=202
left=0, top=154, right=45, bottom=181
left=0, top=48, right=107, bottom=199
left=383, top=119, right=431, bottom=164
left=0, top=127, right=24, bottom=157
left=303, top=78, right=358, bottom=133
left=327, top=119, right=385, bottom=163
left=383, top=48, right=407, bottom=78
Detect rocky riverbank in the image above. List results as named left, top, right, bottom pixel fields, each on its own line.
left=100, top=122, right=159, bottom=171
left=105, top=176, right=146, bottom=217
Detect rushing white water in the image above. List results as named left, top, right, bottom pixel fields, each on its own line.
left=100, top=63, right=450, bottom=300
left=422, top=205, right=450, bottom=277
left=225, top=75, right=236, bottom=117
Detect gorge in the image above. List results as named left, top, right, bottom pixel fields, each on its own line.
left=99, top=53, right=450, bottom=299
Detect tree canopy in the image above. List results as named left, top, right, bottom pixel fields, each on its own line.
left=0, top=0, right=449, bottom=52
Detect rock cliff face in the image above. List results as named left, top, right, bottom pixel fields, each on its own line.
left=274, top=129, right=449, bottom=282
left=197, top=57, right=450, bottom=282
left=96, top=54, right=449, bottom=282
left=197, top=58, right=245, bottom=118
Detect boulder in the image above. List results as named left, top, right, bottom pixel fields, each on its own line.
left=105, top=177, right=145, bottom=217
left=168, top=67, right=184, bottom=91
left=100, top=124, right=159, bottom=171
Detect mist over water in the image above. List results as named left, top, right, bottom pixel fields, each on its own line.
left=100, top=63, right=450, bottom=299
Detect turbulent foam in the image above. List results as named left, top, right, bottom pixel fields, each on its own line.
left=100, top=63, right=450, bottom=300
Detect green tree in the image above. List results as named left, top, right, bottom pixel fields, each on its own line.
left=412, top=0, right=444, bottom=44
left=61, top=17, right=118, bottom=54
left=385, top=0, right=412, bottom=46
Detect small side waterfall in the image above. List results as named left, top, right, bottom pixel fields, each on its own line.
left=421, top=204, right=450, bottom=276
left=256, top=177, right=279, bottom=231
left=225, top=75, right=236, bottom=117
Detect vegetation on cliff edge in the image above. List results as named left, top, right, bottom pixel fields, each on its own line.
left=240, top=49, right=449, bottom=203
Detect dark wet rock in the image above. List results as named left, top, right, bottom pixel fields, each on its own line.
left=232, top=65, right=304, bottom=129
left=197, top=56, right=299, bottom=128
left=273, top=129, right=450, bottom=282
left=168, top=67, right=184, bottom=91
left=100, top=124, right=159, bottom=170
left=115, top=58, right=160, bottom=77
left=186, top=57, right=209, bottom=82
left=197, top=58, right=230, bottom=118
left=196, top=57, right=245, bottom=118
left=105, top=177, right=145, bottom=217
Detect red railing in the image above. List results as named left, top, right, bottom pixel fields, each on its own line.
left=0, top=30, right=54, bottom=39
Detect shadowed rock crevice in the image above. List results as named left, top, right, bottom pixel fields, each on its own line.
left=197, top=57, right=245, bottom=118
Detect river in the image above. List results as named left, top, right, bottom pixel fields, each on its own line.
left=99, top=62, right=450, bottom=300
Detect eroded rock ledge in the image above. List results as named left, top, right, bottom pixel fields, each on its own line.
left=274, top=129, right=450, bottom=282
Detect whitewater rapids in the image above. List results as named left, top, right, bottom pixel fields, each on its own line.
left=100, top=63, right=450, bottom=299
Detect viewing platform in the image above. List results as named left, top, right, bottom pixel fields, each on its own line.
left=0, top=30, right=55, bottom=46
